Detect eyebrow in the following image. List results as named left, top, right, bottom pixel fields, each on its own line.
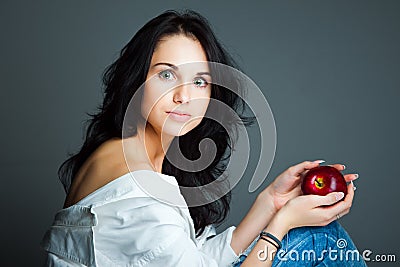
left=152, top=62, right=211, bottom=77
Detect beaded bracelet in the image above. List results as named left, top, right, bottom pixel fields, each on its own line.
left=259, top=231, right=282, bottom=250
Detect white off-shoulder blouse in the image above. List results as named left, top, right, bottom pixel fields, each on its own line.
left=41, top=170, right=239, bottom=266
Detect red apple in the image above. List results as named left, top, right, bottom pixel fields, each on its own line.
left=301, top=166, right=348, bottom=196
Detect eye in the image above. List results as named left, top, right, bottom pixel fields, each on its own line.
left=193, top=77, right=209, bottom=88
left=158, top=69, right=176, bottom=81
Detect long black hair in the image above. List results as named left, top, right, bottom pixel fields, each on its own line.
left=58, top=9, right=254, bottom=236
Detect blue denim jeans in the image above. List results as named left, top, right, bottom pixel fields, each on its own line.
left=232, top=221, right=367, bottom=266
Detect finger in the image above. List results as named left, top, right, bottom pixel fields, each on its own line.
left=308, top=191, right=345, bottom=207
left=344, top=181, right=355, bottom=202
left=288, top=160, right=325, bottom=177
left=327, top=163, right=346, bottom=171
left=344, top=173, right=359, bottom=182
left=322, top=183, right=355, bottom=218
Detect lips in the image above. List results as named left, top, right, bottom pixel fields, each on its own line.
left=166, top=111, right=191, bottom=122
left=166, top=110, right=190, bottom=116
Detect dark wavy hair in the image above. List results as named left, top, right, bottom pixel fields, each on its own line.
left=58, top=9, right=254, bottom=237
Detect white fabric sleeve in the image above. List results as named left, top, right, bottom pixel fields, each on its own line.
left=93, top=197, right=239, bottom=267
left=44, top=253, right=87, bottom=267
left=198, top=226, right=238, bottom=266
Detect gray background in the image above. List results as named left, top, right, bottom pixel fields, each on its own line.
left=1, top=0, right=399, bottom=266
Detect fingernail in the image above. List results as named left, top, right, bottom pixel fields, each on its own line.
left=354, top=174, right=359, bottom=179
left=351, top=181, right=357, bottom=191
left=336, top=192, right=345, bottom=201
left=314, top=160, right=325, bottom=164
left=342, top=164, right=346, bottom=170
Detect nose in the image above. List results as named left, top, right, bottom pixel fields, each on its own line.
left=173, top=82, right=191, bottom=104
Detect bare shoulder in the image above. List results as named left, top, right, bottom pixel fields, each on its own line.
left=63, top=138, right=133, bottom=208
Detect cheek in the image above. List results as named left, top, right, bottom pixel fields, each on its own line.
left=141, top=92, right=161, bottom=122
left=197, top=90, right=211, bottom=115
left=141, top=82, right=167, bottom=119
left=200, top=98, right=211, bottom=115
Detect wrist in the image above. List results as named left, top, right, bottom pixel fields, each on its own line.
left=263, top=209, right=290, bottom=241
left=257, top=186, right=278, bottom=216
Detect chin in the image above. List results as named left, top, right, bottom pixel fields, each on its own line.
left=161, top=119, right=202, bottom=137
left=160, top=124, right=193, bottom=137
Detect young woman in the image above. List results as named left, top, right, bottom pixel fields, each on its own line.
left=41, top=10, right=367, bottom=266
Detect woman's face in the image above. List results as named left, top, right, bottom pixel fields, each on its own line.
left=142, top=34, right=211, bottom=137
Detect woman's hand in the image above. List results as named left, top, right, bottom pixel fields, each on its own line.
left=232, top=160, right=358, bottom=256
left=272, top=181, right=355, bottom=233
left=260, top=160, right=359, bottom=214
left=263, top=181, right=356, bottom=243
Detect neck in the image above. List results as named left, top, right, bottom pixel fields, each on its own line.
left=137, top=122, right=175, bottom=173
